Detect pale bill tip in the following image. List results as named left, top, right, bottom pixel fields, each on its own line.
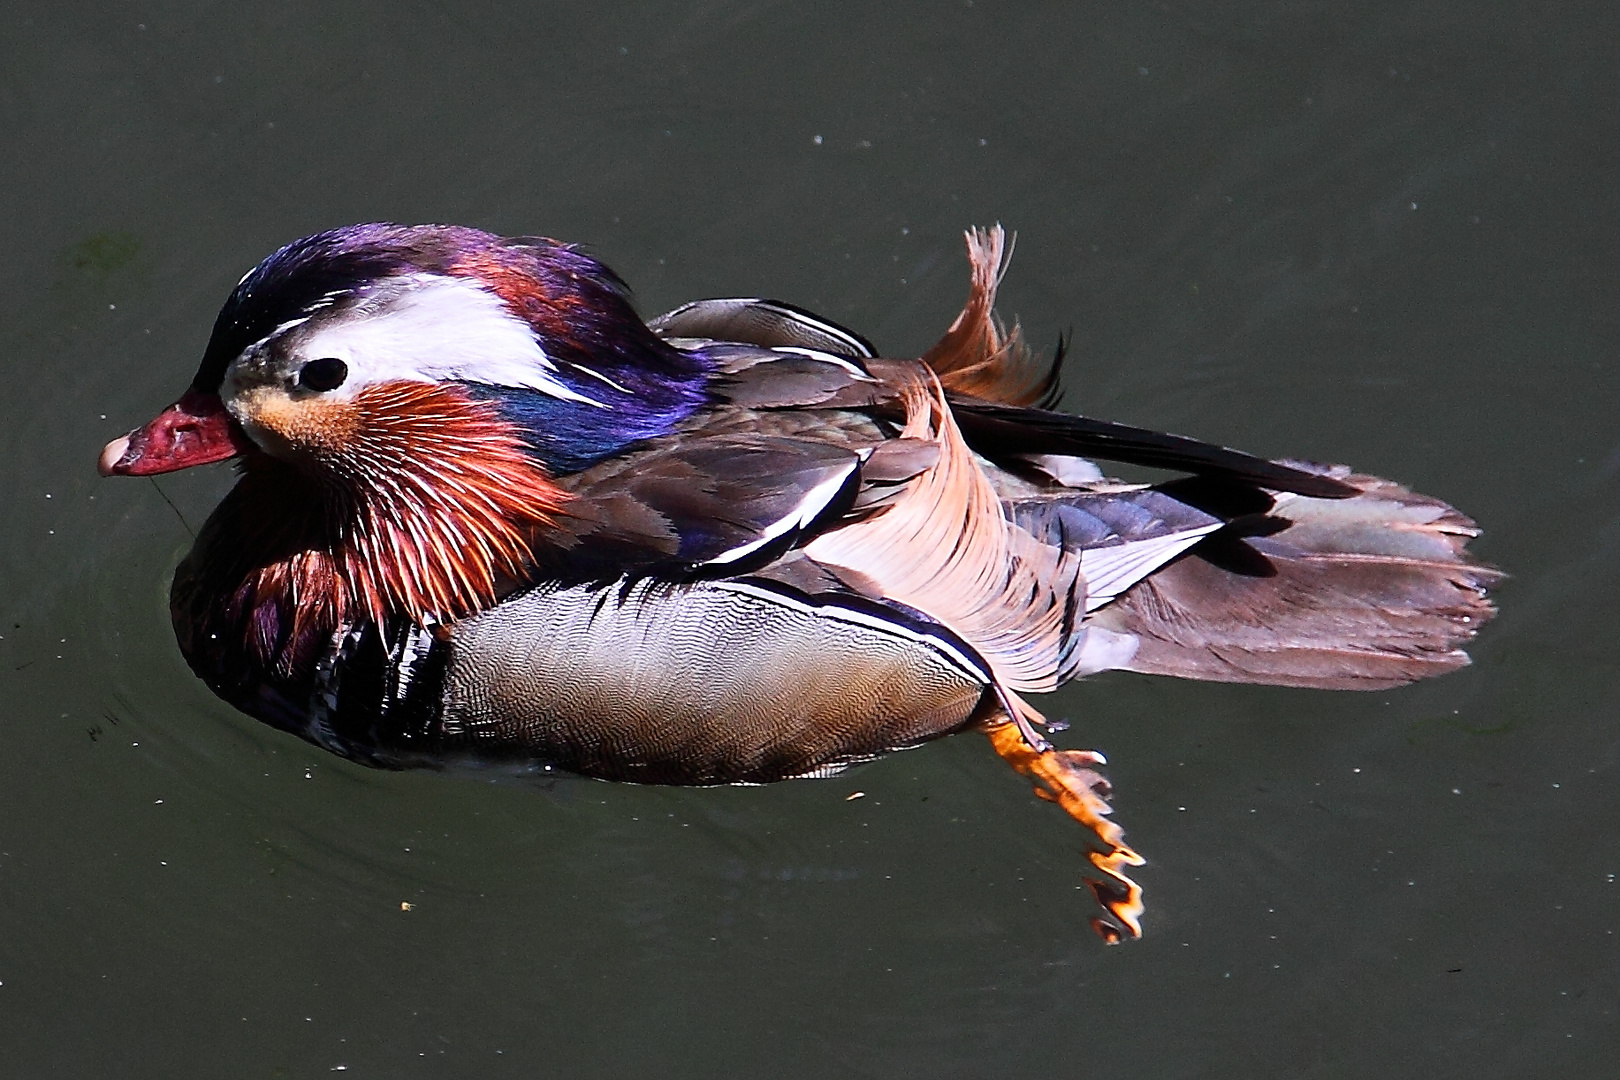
left=98, top=434, right=131, bottom=476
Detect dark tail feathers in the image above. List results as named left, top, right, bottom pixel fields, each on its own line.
left=1089, top=466, right=1501, bottom=690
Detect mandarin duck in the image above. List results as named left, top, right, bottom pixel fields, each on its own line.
left=98, top=224, right=1499, bottom=940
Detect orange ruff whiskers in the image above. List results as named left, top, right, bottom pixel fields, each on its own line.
left=197, top=380, right=567, bottom=679
left=320, top=381, right=566, bottom=628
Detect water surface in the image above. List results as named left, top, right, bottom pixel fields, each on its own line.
left=2, top=2, right=1616, bottom=1076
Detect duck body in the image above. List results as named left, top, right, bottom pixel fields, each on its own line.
left=101, top=223, right=1499, bottom=938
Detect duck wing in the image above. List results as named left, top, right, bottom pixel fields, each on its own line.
left=650, top=297, right=877, bottom=359
left=549, top=432, right=866, bottom=577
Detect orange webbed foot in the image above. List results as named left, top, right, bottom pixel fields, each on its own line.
left=983, top=713, right=1146, bottom=943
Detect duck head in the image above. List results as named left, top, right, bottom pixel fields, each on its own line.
left=99, top=224, right=711, bottom=666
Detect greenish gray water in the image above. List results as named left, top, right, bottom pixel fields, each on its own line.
left=2, top=3, right=1616, bottom=1076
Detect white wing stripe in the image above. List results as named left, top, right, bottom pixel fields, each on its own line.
left=769, top=346, right=877, bottom=380
left=703, top=461, right=860, bottom=567
left=1080, top=524, right=1222, bottom=612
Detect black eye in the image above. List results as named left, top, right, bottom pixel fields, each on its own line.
left=298, top=357, right=348, bottom=392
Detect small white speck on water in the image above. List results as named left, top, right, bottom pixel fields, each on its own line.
left=813, top=134, right=823, bottom=145
left=44, top=493, right=51, bottom=499
left=1411, top=202, right=1418, bottom=210
left=1452, top=788, right=1461, bottom=795
left=109, top=304, right=117, bottom=310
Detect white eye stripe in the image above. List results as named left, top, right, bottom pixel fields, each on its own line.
left=278, top=276, right=606, bottom=407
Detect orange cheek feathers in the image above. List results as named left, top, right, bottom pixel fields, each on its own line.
left=260, top=380, right=568, bottom=627
left=233, top=387, right=364, bottom=460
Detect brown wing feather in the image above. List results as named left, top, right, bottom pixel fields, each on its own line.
left=802, top=373, right=1090, bottom=694
left=921, top=225, right=1059, bottom=407
left=1089, top=472, right=1502, bottom=689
